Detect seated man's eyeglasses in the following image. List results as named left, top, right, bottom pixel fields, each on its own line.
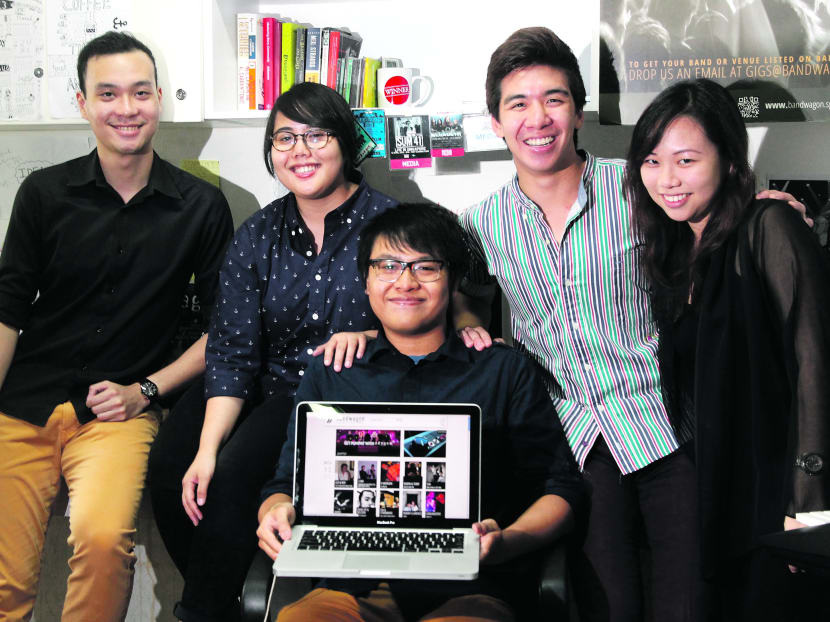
left=368, top=259, right=445, bottom=283
left=271, top=129, right=334, bottom=151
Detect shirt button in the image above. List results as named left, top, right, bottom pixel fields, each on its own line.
left=109, top=287, right=116, bottom=295
left=597, top=405, right=606, bottom=412
left=96, top=327, right=103, bottom=334
left=306, top=250, right=312, bottom=257
left=565, top=279, right=573, bottom=287
left=583, top=363, right=591, bottom=370
left=298, top=370, right=304, bottom=376
left=312, top=312, right=319, bottom=320
left=307, top=348, right=314, bottom=355
left=118, top=248, right=125, bottom=255
left=571, top=321, right=579, bottom=329
left=315, top=274, right=322, bottom=281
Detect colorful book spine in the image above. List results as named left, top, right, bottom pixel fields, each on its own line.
left=253, top=16, right=264, bottom=109
left=362, top=57, right=381, bottom=107
left=294, top=26, right=306, bottom=85
left=349, top=57, right=362, bottom=108
left=280, top=23, right=297, bottom=95
left=326, top=29, right=341, bottom=89
left=274, top=21, right=282, bottom=99
left=304, top=28, right=322, bottom=84
left=320, top=29, right=331, bottom=88
left=236, top=14, right=257, bottom=111
left=343, top=57, right=354, bottom=102
left=262, top=17, right=276, bottom=109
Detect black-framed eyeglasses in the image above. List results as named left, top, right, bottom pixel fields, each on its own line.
left=271, top=129, right=334, bottom=152
left=368, top=259, right=446, bottom=283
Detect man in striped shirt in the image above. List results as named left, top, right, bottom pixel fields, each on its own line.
left=458, top=27, right=696, bottom=621
left=458, top=26, right=807, bottom=621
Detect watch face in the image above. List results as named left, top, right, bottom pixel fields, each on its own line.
left=141, top=380, right=159, bottom=400
left=804, top=454, right=824, bottom=475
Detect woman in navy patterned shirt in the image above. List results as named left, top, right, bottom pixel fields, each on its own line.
left=148, top=83, right=398, bottom=622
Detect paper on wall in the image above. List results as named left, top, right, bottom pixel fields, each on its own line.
left=46, top=0, right=132, bottom=118
left=0, top=0, right=45, bottom=121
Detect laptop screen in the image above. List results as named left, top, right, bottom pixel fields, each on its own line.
left=294, top=402, right=481, bottom=529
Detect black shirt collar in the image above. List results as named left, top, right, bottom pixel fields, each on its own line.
left=367, top=328, right=474, bottom=365
left=68, top=150, right=182, bottom=203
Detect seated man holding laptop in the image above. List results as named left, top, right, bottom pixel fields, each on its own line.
left=256, top=202, right=585, bottom=621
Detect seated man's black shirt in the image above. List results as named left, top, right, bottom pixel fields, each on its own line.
left=0, top=150, right=233, bottom=425
left=261, top=330, right=585, bottom=611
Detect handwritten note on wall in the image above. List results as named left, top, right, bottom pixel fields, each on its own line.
left=0, top=0, right=45, bottom=120
left=46, top=0, right=132, bottom=118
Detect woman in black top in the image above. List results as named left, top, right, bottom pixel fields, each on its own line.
left=148, top=82, right=396, bottom=622
left=625, top=78, right=830, bottom=619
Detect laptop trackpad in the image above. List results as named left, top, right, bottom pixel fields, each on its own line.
left=344, top=554, right=410, bottom=572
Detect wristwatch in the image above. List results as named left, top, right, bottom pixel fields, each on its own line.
left=796, top=453, right=824, bottom=475
left=139, top=378, right=160, bottom=404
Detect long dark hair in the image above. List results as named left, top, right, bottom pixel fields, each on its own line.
left=625, top=78, right=755, bottom=320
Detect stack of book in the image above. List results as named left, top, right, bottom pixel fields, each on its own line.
left=237, top=14, right=386, bottom=111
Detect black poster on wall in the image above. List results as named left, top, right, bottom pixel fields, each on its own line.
left=599, top=0, right=830, bottom=124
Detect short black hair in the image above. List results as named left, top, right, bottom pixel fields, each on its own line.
left=357, top=203, right=469, bottom=293
left=263, top=82, right=359, bottom=179
left=77, top=31, right=158, bottom=96
left=486, top=27, right=586, bottom=145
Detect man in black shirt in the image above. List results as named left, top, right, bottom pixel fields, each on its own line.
left=256, top=203, right=584, bottom=622
left=0, top=32, right=232, bottom=622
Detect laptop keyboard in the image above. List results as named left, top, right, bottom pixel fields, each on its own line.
left=297, top=530, right=465, bottom=553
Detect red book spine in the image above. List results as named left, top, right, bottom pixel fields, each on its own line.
left=326, top=30, right=341, bottom=89
left=262, top=18, right=276, bottom=109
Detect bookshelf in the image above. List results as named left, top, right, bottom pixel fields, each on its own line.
left=201, top=0, right=598, bottom=120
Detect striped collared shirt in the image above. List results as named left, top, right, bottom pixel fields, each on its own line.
left=460, top=151, right=679, bottom=474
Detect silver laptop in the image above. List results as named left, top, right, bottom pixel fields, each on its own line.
left=273, top=401, right=482, bottom=580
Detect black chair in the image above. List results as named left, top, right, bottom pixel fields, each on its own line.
left=240, top=540, right=569, bottom=621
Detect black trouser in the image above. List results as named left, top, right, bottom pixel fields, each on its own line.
left=148, top=378, right=292, bottom=622
left=570, top=435, right=699, bottom=622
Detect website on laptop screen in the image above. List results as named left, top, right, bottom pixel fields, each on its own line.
left=300, top=406, right=473, bottom=522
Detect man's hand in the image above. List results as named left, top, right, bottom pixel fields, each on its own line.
left=473, top=518, right=508, bottom=565
left=87, top=381, right=149, bottom=421
left=458, top=326, right=503, bottom=351
left=257, top=500, right=296, bottom=560
left=756, top=189, right=813, bottom=228
left=312, top=330, right=377, bottom=372
left=181, top=450, right=216, bottom=526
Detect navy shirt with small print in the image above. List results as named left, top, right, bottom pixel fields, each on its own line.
left=205, top=177, right=397, bottom=402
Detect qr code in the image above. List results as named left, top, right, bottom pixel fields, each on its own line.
left=738, top=96, right=759, bottom=119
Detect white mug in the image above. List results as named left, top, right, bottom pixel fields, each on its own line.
left=377, top=68, right=434, bottom=110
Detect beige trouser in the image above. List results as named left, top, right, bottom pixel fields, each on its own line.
left=277, top=583, right=517, bottom=622
left=0, top=402, right=159, bottom=622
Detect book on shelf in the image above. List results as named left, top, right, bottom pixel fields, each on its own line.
left=337, top=58, right=352, bottom=101
left=305, top=28, right=322, bottom=84
left=361, top=58, right=381, bottom=108
left=339, top=30, right=363, bottom=60
left=262, top=17, right=277, bottom=110
left=237, top=14, right=259, bottom=111
left=320, top=28, right=331, bottom=88
left=253, top=16, right=265, bottom=109
left=326, top=29, right=341, bottom=89
left=294, top=26, right=307, bottom=86
left=281, top=22, right=297, bottom=95
left=348, top=57, right=362, bottom=108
